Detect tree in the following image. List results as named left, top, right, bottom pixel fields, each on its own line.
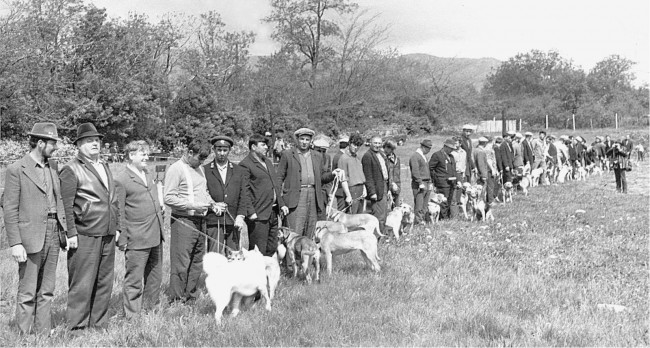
left=264, top=0, right=357, bottom=89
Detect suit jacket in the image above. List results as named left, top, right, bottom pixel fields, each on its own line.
left=409, top=151, right=431, bottom=188
left=429, top=148, right=457, bottom=188
left=115, top=167, right=163, bottom=250
left=460, top=135, right=474, bottom=175
left=622, top=139, right=633, bottom=152
left=362, top=150, right=390, bottom=201
left=60, top=155, right=119, bottom=238
left=3, top=155, right=67, bottom=253
left=522, top=139, right=534, bottom=165
left=277, top=148, right=334, bottom=212
left=499, top=141, right=515, bottom=169
left=204, top=160, right=251, bottom=225
left=240, top=154, right=285, bottom=220
left=493, top=144, right=503, bottom=171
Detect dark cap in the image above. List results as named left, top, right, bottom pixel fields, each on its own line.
left=443, top=138, right=457, bottom=149
left=211, top=135, right=234, bottom=147
left=74, top=123, right=103, bottom=144
left=420, top=139, right=432, bottom=149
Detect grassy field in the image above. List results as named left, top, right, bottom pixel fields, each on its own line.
left=0, top=127, right=648, bottom=346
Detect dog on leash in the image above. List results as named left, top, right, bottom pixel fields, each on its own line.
left=327, top=208, right=385, bottom=238
left=518, top=173, right=531, bottom=196
left=458, top=182, right=472, bottom=219
left=203, top=247, right=271, bottom=324
left=314, top=221, right=380, bottom=276
left=385, top=202, right=414, bottom=240
left=278, top=227, right=320, bottom=284
left=530, top=167, right=544, bottom=187
left=502, top=182, right=514, bottom=203
left=427, top=193, right=446, bottom=223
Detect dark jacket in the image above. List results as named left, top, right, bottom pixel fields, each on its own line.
left=493, top=143, right=503, bottom=171
left=203, top=160, right=251, bottom=225
left=277, top=148, right=334, bottom=212
left=115, top=167, right=163, bottom=250
left=499, top=141, right=515, bottom=170
left=460, top=135, right=474, bottom=176
left=522, top=139, right=534, bottom=165
left=239, top=154, right=285, bottom=220
left=606, top=145, right=630, bottom=169
left=3, top=155, right=67, bottom=253
left=386, top=152, right=401, bottom=194
left=362, top=150, right=390, bottom=201
left=60, top=155, right=119, bottom=238
left=429, top=148, right=457, bottom=188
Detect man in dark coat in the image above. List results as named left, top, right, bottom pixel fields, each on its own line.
left=499, top=131, right=515, bottom=183
left=277, top=128, right=340, bottom=238
left=3, top=123, right=67, bottom=335
left=460, top=124, right=474, bottom=181
left=409, top=139, right=432, bottom=224
left=240, top=134, right=288, bottom=256
left=522, top=132, right=535, bottom=167
left=60, top=123, right=119, bottom=330
left=429, top=138, right=458, bottom=219
left=362, top=136, right=391, bottom=235
left=203, top=136, right=251, bottom=254
left=115, top=140, right=164, bottom=318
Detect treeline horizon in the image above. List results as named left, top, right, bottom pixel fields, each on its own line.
left=0, top=0, right=647, bottom=149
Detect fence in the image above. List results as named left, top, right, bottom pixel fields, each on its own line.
left=476, top=120, right=518, bottom=133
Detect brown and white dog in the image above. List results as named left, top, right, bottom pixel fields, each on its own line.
left=278, top=227, right=320, bottom=284
left=313, top=221, right=380, bottom=276
left=427, top=193, right=447, bottom=223
left=327, top=208, right=385, bottom=239
left=385, top=202, right=414, bottom=240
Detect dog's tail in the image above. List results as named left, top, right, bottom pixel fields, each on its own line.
left=202, top=252, right=228, bottom=275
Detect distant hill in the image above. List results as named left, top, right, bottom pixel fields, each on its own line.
left=399, top=54, right=501, bottom=91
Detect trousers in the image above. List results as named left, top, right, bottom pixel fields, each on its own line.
left=168, top=215, right=205, bottom=302
left=122, top=244, right=162, bottom=318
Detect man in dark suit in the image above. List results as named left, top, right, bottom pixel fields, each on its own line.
left=499, top=131, right=515, bottom=183
left=409, top=139, right=432, bottom=224
left=522, top=132, right=535, bottom=167
left=277, top=128, right=340, bottom=238
left=3, top=123, right=67, bottom=335
left=362, top=136, right=391, bottom=235
left=204, top=136, right=250, bottom=254
left=622, top=134, right=633, bottom=154
left=60, top=123, right=119, bottom=330
left=115, top=140, right=164, bottom=318
left=240, top=134, right=288, bottom=256
left=460, top=124, right=474, bottom=181
left=429, top=138, right=458, bottom=220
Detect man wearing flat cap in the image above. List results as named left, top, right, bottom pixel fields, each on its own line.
left=60, top=122, right=119, bottom=330
left=3, top=122, right=67, bottom=335
left=277, top=128, right=342, bottom=238
left=498, top=131, right=515, bottom=184
left=409, top=139, right=433, bottom=224
left=203, top=136, right=251, bottom=255
left=531, top=131, right=548, bottom=184
left=429, top=138, right=458, bottom=219
left=460, top=125, right=475, bottom=182
left=337, top=133, right=366, bottom=214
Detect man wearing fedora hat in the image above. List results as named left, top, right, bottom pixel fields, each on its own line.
left=409, top=139, right=433, bottom=224
left=203, top=135, right=251, bottom=254
left=3, top=122, right=67, bottom=334
left=60, top=122, right=119, bottom=330
left=429, top=138, right=458, bottom=219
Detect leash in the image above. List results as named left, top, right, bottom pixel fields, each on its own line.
left=169, top=213, right=236, bottom=254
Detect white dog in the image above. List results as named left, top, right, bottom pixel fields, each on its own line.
left=530, top=167, right=544, bottom=187
left=385, top=202, right=414, bottom=240
left=203, top=247, right=271, bottom=324
left=327, top=208, right=384, bottom=238
left=264, top=256, right=281, bottom=300
left=314, top=222, right=380, bottom=275
left=427, top=193, right=447, bottom=223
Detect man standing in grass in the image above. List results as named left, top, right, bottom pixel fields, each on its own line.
left=60, top=123, right=119, bottom=331
left=4, top=122, right=67, bottom=335
left=409, top=139, right=432, bottom=225
left=429, top=138, right=458, bottom=219
left=164, top=140, right=213, bottom=304
left=115, top=140, right=164, bottom=318
left=531, top=131, right=548, bottom=185
left=362, top=136, right=391, bottom=235
left=337, top=133, right=366, bottom=214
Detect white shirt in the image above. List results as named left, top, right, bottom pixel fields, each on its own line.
left=216, top=162, right=228, bottom=184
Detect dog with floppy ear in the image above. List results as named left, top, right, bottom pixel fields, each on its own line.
left=278, top=227, right=320, bottom=284
left=427, top=193, right=446, bottom=223
left=314, top=222, right=380, bottom=276
left=385, top=202, right=414, bottom=240
left=327, top=208, right=385, bottom=238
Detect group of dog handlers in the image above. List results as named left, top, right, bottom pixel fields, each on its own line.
left=4, top=121, right=640, bottom=333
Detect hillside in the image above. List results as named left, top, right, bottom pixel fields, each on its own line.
left=401, top=53, right=501, bottom=91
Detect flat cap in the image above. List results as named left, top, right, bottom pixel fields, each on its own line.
left=338, top=135, right=349, bottom=143
left=524, top=131, right=533, bottom=136
left=211, top=135, right=234, bottom=147
left=462, top=124, right=475, bottom=130
left=515, top=132, right=523, bottom=139
left=313, top=138, right=329, bottom=149
left=478, top=136, right=489, bottom=143
left=559, top=135, right=569, bottom=141
left=506, top=130, right=516, bottom=137
left=443, top=138, right=457, bottom=149
left=420, top=139, right=433, bottom=148
left=294, top=128, right=315, bottom=138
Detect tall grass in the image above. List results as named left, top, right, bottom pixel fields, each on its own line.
left=0, top=127, right=648, bottom=346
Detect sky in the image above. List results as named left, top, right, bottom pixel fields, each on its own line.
left=88, top=0, right=649, bottom=86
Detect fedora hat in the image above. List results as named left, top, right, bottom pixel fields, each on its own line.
left=28, top=122, right=60, bottom=141
left=443, top=138, right=457, bottom=149
left=74, top=123, right=104, bottom=144
left=420, top=139, right=433, bottom=149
